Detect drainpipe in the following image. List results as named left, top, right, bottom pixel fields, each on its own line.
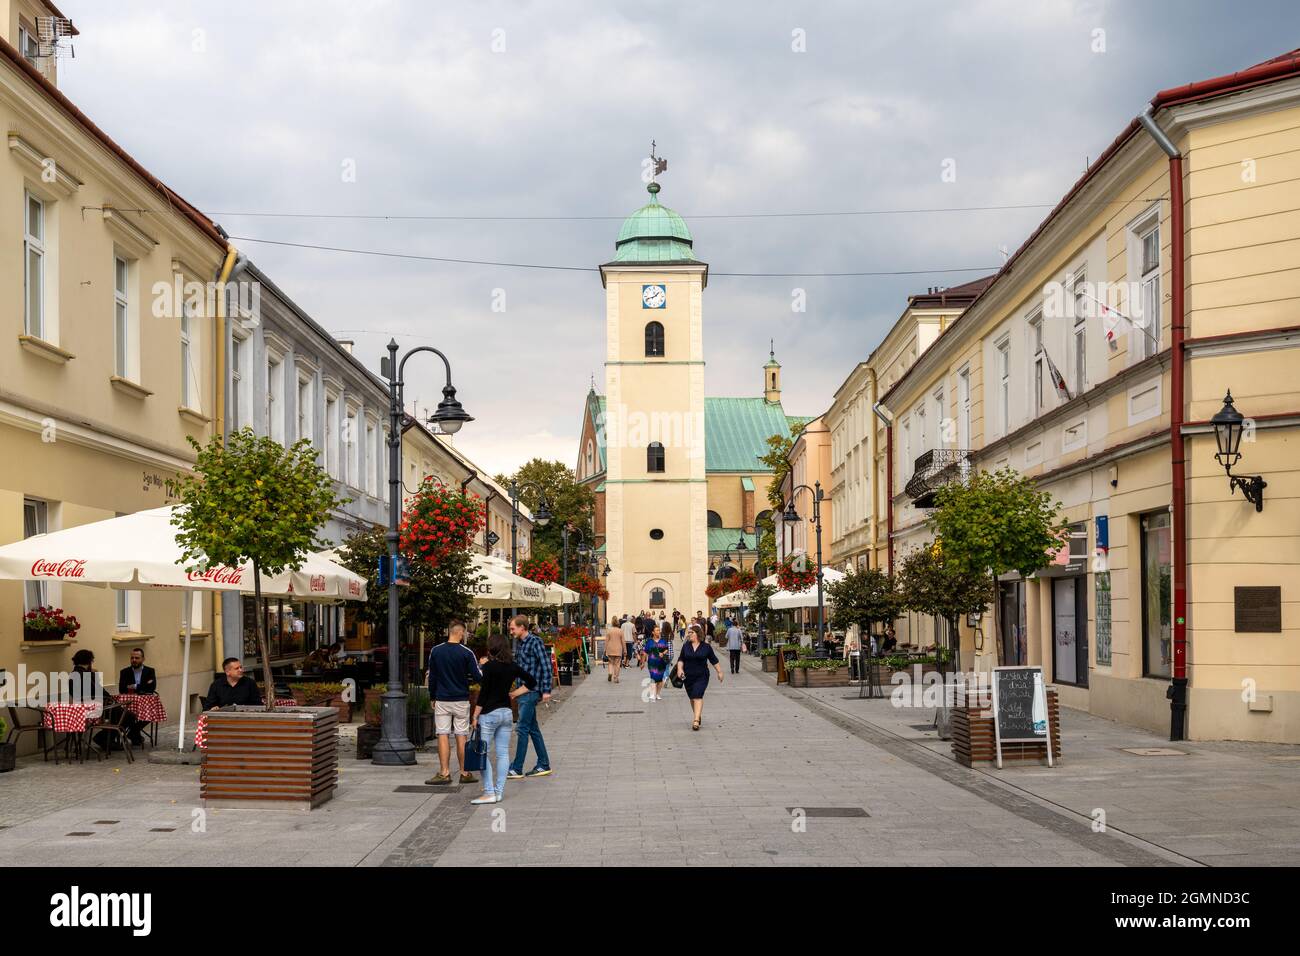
left=482, top=490, right=496, bottom=555
left=873, top=401, right=895, bottom=576
left=210, top=238, right=242, bottom=670
left=866, top=368, right=879, bottom=570
left=1137, top=104, right=1188, bottom=741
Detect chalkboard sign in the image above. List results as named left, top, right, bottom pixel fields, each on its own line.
left=991, top=666, right=1053, bottom=768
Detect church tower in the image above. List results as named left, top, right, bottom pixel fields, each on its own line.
left=764, top=343, right=782, bottom=404
left=598, top=179, right=709, bottom=615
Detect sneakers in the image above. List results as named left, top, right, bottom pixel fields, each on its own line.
left=425, top=772, right=452, bottom=785
left=506, top=769, right=525, bottom=780
left=524, top=767, right=552, bottom=777
left=655, top=694, right=663, bottom=701
left=470, top=793, right=501, bottom=805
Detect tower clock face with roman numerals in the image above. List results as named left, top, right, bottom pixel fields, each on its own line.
left=642, top=284, right=666, bottom=309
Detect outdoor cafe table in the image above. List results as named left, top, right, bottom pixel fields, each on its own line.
left=194, top=698, right=297, bottom=750
left=112, top=692, right=167, bottom=724
left=41, top=700, right=102, bottom=734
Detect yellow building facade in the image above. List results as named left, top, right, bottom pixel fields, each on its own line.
left=1, top=8, right=228, bottom=727
left=864, top=49, right=1300, bottom=743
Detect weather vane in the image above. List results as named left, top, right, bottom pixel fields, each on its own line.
left=650, top=140, right=668, bottom=181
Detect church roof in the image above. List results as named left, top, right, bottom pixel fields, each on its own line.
left=610, top=182, right=700, bottom=265
left=581, top=392, right=809, bottom=477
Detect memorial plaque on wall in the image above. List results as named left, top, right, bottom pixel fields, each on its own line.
left=1234, top=586, right=1282, bottom=633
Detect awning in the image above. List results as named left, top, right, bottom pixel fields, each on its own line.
left=468, top=555, right=549, bottom=607
left=768, top=566, right=846, bottom=610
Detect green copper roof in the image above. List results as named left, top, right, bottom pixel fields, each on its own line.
left=612, top=182, right=699, bottom=264
left=584, top=393, right=810, bottom=477
left=708, top=527, right=757, bottom=553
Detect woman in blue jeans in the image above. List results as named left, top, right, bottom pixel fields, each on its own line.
left=470, top=634, right=537, bottom=804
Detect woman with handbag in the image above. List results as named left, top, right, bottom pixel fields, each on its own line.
left=675, top=623, right=723, bottom=731
left=641, top=620, right=673, bottom=701
left=470, top=634, right=537, bottom=805
left=604, top=625, right=624, bottom=682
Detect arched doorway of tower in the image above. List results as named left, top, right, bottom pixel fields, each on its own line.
left=642, top=579, right=673, bottom=616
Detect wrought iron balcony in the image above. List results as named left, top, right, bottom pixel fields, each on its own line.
left=904, top=448, right=971, bottom=508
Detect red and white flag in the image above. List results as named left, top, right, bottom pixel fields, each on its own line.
left=1042, top=347, right=1073, bottom=402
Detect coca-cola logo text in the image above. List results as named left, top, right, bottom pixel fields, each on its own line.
left=185, top=566, right=245, bottom=585
left=31, top=559, right=87, bottom=579
left=310, top=575, right=326, bottom=593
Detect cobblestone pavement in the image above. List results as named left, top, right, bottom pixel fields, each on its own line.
left=1, top=654, right=1296, bottom=867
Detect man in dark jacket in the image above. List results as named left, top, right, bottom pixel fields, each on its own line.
left=202, top=657, right=263, bottom=710
left=118, top=647, right=157, bottom=695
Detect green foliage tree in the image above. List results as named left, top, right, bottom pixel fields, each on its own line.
left=337, top=525, right=479, bottom=646
left=172, top=429, right=342, bottom=710
left=495, top=459, right=595, bottom=575
left=928, top=467, right=1066, bottom=664
left=827, top=568, right=900, bottom=637
left=896, top=543, right=995, bottom=671
left=747, top=581, right=776, bottom=617
left=758, top=421, right=803, bottom=511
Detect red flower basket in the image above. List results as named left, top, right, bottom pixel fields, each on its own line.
left=398, top=477, right=486, bottom=567
left=777, top=559, right=818, bottom=593
left=519, top=556, right=561, bottom=585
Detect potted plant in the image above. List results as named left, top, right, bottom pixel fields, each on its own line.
left=758, top=646, right=784, bottom=673
left=291, top=681, right=350, bottom=724
left=172, top=429, right=345, bottom=809
left=364, top=683, right=387, bottom=726
left=406, top=686, right=433, bottom=746
left=0, top=717, right=14, bottom=773
left=788, top=657, right=851, bottom=688
left=22, top=606, right=80, bottom=643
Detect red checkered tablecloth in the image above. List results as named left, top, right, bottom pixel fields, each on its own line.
left=112, top=693, right=167, bottom=723
left=194, top=699, right=297, bottom=750
left=41, top=702, right=102, bottom=734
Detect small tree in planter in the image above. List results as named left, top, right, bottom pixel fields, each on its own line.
left=172, top=428, right=342, bottom=710
left=928, top=468, right=1065, bottom=666
left=827, top=567, right=899, bottom=681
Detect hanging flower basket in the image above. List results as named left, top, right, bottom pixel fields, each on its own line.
left=777, top=559, right=818, bottom=593
left=398, top=477, right=486, bottom=567
left=519, top=556, right=561, bottom=585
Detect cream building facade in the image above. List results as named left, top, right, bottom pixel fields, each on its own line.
left=1, top=7, right=228, bottom=730
left=869, top=48, right=1300, bottom=743
left=779, top=415, right=834, bottom=565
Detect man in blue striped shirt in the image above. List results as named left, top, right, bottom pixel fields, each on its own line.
left=507, top=614, right=553, bottom=779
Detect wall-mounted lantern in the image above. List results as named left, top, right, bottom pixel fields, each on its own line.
left=1210, top=390, right=1266, bottom=512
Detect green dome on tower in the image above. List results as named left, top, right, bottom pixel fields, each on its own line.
left=612, top=182, right=699, bottom=264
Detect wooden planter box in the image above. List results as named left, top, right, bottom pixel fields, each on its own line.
left=787, top=667, right=807, bottom=687
left=407, top=711, right=434, bottom=747
left=356, top=723, right=381, bottom=760
left=950, top=688, right=1061, bottom=767
left=761, top=656, right=778, bottom=673
left=291, top=690, right=350, bottom=725
left=363, top=688, right=385, bottom=726
left=200, top=706, right=339, bottom=809
left=802, top=667, right=850, bottom=688
left=0, top=742, right=15, bottom=773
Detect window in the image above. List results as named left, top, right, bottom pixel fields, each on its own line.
left=181, top=298, right=200, bottom=410
left=900, top=416, right=911, bottom=486
left=345, top=406, right=360, bottom=486
left=116, top=589, right=130, bottom=630
left=996, top=338, right=1011, bottom=434
left=325, top=392, right=340, bottom=477
left=916, top=404, right=928, bottom=456
left=647, top=441, right=665, bottom=473
left=18, top=23, right=39, bottom=66
left=585, top=440, right=594, bottom=477
left=23, top=499, right=47, bottom=610
left=1130, top=211, right=1162, bottom=362
left=645, top=321, right=665, bottom=357
left=365, top=419, right=379, bottom=495
left=1072, top=269, right=1087, bottom=393
left=706, top=510, right=722, bottom=529
left=649, top=587, right=666, bottom=608
left=932, top=388, right=945, bottom=447
left=24, top=192, right=45, bottom=338
left=649, top=529, right=664, bottom=540
left=957, top=367, right=971, bottom=449
left=113, top=257, right=129, bottom=376
left=1141, top=511, right=1172, bottom=678
left=1027, top=310, right=1043, bottom=418
left=267, top=354, right=285, bottom=444
left=231, top=335, right=247, bottom=429
left=297, top=374, right=313, bottom=445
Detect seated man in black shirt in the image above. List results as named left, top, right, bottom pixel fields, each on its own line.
left=202, top=657, right=264, bottom=710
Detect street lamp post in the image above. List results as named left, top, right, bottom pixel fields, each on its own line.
left=781, top=480, right=826, bottom=653
left=507, top=479, right=551, bottom=621
left=377, top=339, right=473, bottom=766
left=733, top=526, right=764, bottom=653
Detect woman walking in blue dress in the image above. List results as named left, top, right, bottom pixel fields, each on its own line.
left=675, top=623, right=723, bottom=730
left=641, top=620, right=673, bottom=701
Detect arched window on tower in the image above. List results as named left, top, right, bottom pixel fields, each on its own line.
left=757, top=509, right=773, bottom=529
left=707, top=510, right=723, bottom=529
left=645, top=321, right=665, bottom=357
left=647, top=442, right=665, bottom=473
left=649, top=587, right=666, bottom=609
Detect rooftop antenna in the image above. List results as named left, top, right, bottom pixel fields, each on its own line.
left=36, top=15, right=76, bottom=59
left=999, top=244, right=1010, bottom=264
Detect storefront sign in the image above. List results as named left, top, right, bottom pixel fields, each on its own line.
left=1095, top=571, right=1112, bottom=665
left=1234, top=586, right=1282, bottom=633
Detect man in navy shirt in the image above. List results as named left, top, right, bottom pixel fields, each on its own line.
left=426, top=621, right=483, bottom=785
left=507, top=615, right=554, bottom=778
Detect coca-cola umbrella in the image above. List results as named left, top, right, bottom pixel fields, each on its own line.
left=0, top=506, right=366, bottom=748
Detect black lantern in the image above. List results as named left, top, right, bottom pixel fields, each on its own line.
left=430, top=383, right=474, bottom=435
left=533, top=498, right=552, bottom=527
left=1210, top=390, right=1266, bottom=512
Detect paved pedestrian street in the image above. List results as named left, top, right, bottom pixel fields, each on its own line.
left=3, top=652, right=1296, bottom=867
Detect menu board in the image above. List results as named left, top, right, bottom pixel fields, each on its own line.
left=992, top=666, right=1053, bottom=768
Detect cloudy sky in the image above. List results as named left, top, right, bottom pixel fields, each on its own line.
left=58, top=0, right=1297, bottom=475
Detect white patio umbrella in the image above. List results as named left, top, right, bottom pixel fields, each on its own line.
left=768, top=566, right=847, bottom=610
left=714, top=589, right=750, bottom=609
left=0, top=506, right=366, bottom=749
left=468, top=555, right=548, bottom=607
left=544, top=582, right=581, bottom=606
